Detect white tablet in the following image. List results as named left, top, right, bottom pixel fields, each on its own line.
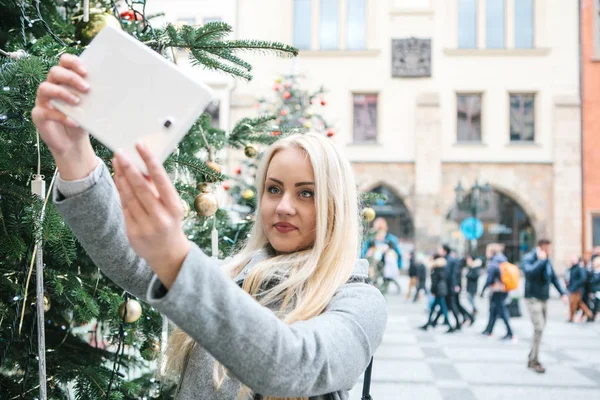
left=51, top=26, right=214, bottom=174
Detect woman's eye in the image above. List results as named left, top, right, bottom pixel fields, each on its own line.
left=300, top=190, right=314, bottom=199
left=267, top=186, right=281, bottom=195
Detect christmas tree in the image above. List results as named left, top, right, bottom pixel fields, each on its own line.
left=0, top=1, right=296, bottom=398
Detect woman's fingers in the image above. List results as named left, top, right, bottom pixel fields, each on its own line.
left=58, top=53, right=88, bottom=77
left=31, top=106, right=79, bottom=128
left=36, top=81, right=81, bottom=106
left=47, top=65, right=90, bottom=93
left=114, top=150, right=162, bottom=217
left=135, top=142, right=181, bottom=214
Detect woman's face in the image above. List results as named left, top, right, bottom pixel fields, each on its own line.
left=260, top=147, right=317, bottom=254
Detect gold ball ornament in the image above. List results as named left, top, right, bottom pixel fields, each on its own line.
left=242, top=189, right=255, bottom=200
left=31, top=295, right=51, bottom=312
left=362, top=207, right=376, bottom=223
left=194, top=192, right=219, bottom=217
left=303, top=121, right=312, bottom=129
left=75, top=9, right=122, bottom=46
left=118, top=299, right=142, bottom=323
left=244, top=145, right=258, bottom=158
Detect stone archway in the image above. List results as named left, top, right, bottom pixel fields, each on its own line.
left=365, top=184, right=415, bottom=240
left=444, top=186, right=537, bottom=263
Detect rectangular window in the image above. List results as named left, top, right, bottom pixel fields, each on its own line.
left=458, top=0, right=477, bottom=48
left=457, top=94, right=482, bottom=142
left=509, top=94, right=535, bottom=142
left=320, top=0, right=339, bottom=50
left=486, top=0, right=505, bottom=48
left=347, top=0, right=366, bottom=50
left=514, top=0, right=534, bottom=48
left=593, top=215, right=600, bottom=247
left=353, top=94, right=378, bottom=142
left=293, top=0, right=312, bottom=50
left=596, top=0, right=600, bottom=55
left=203, top=17, right=222, bottom=24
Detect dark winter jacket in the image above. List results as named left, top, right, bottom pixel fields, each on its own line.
left=481, top=253, right=507, bottom=294
left=417, top=263, right=427, bottom=286
left=444, top=255, right=459, bottom=293
left=431, top=258, right=448, bottom=297
left=567, top=264, right=588, bottom=293
left=466, top=260, right=482, bottom=295
left=522, top=250, right=566, bottom=300
left=589, top=270, right=600, bottom=293
left=408, top=256, right=418, bottom=278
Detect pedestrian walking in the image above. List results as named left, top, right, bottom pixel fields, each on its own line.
left=588, top=257, right=600, bottom=322
left=522, top=239, right=568, bottom=374
left=413, top=254, right=429, bottom=302
left=420, top=255, right=454, bottom=332
left=406, top=252, right=418, bottom=301
left=466, top=256, right=483, bottom=315
left=567, top=256, right=593, bottom=322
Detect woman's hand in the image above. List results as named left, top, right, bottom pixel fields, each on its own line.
left=32, top=54, right=97, bottom=180
left=113, top=143, right=191, bottom=288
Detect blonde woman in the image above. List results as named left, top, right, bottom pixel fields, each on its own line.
left=32, top=55, right=387, bottom=400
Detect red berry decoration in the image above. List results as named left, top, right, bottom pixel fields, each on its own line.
left=273, top=84, right=281, bottom=91
left=271, top=131, right=281, bottom=136
left=320, top=99, right=327, bottom=106
left=280, top=109, right=288, bottom=116
left=223, top=181, right=231, bottom=191
left=120, top=9, right=143, bottom=21
left=327, top=129, right=335, bottom=137
left=283, top=91, right=291, bottom=100
left=234, top=167, right=242, bottom=175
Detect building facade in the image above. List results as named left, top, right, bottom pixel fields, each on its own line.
left=582, top=0, right=600, bottom=257
left=229, top=0, right=581, bottom=270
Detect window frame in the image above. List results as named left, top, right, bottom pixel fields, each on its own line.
left=456, top=92, right=484, bottom=143
left=293, top=0, right=313, bottom=50
left=346, top=0, right=367, bottom=50
left=352, top=92, right=379, bottom=144
left=319, top=0, right=340, bottom=50
left=587, top=211, right=600, bottom=250
left=514, top=0, right=535, bottom=49
left=595, top=0, right=600, bottom=57
left=485, top=0, right=506, bottom=49
left=508, top=92, right=536, bottom=143
left=457, top=0, right=478, bottom=49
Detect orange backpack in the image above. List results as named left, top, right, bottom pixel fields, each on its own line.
left=500, top=261, right=520, bottom=291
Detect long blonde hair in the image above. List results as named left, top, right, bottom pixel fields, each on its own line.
left=164, top=133, right=361, bottom=399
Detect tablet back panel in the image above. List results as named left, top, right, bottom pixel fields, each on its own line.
left=52, top=26, right=214, bottom=174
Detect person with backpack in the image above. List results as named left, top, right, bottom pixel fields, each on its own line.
left=34, top=59, right=385, bottom=400
left=522, top=239, right=568, bottom=374
left=480, top=243, right=515, bottom=342
left=567, top=256, right=593, bottom=322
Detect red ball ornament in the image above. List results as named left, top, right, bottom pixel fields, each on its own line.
left=271, top=131, right=281, bottom=136
left=273, top=84, right=281, bottom=91
left=327, top=129, right=335, bottom=137
left=223, top=181, right=231, bottom=191
left=283, top=91, right=292, bottom=100
left=280, top=109, right=288, bottom=116
left=320, top=99, right=327, bottom=106
left=234, top=166, right=242, bottom=175
left=120, top=9, right=143, bottom=21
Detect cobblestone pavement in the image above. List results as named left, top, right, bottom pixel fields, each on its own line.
left=350, top=283, right=600, bottom=400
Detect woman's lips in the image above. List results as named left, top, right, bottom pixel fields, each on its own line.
left=274, top=223, right=298, bottom=233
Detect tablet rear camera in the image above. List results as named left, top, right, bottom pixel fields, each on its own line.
left=163, top=119, right=172, bottom=128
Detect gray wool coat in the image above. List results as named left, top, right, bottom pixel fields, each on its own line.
left=53, top=158, right=387, bottom=399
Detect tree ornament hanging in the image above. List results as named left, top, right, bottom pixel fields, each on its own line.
left=244, top=145, right=258, bottom=158
left=283, top=91, right=292, bottom=100
left=75, top=9, right=121, bottom=45
left=120, top=9, right=144, bottom=21
left=180, top=198, right=191, bottom=218
left=280, top=109, right=288, bottom=116
left=222, top=181, right=231, bottom=191
left=271, top=131, right=281, bottom=136
left=194, top=184, right=219, bottom=217
left=303, top=121, right=312, bottom=129
left=327, top=128, right=335, bottom=137
left=118, top=298, right=142, bottom=323
left=206, top=161, right=221, bottom=173
left=242, top=188, right=256, bottom=200
left=234, top=166, right=242, bottom=174
left=320, top=99, right=327, bottom=106
left=362, top=207, right=376, bottom=222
